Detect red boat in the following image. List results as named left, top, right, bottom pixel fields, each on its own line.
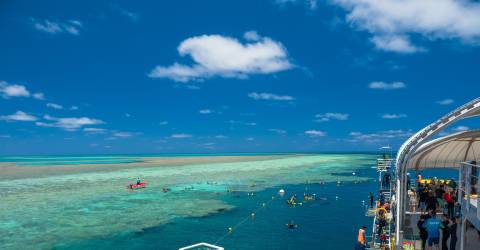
left=127, top=182, right=147, bottom=189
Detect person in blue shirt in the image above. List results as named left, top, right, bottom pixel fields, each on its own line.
left=423, top=211, right=444, bottom=250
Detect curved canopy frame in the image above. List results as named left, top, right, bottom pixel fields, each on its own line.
left=408, top=130, right=480, bottom=170
left=394, top=97, right=480, bottom=245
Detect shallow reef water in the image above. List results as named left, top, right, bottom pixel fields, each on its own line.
left=0, top=154, right=378, bottom=249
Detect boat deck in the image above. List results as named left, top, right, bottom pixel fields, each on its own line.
left=403, top=213, right=480, bottom=249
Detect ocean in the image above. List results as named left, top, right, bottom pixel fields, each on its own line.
left=0, top=153, right=404, bottom=249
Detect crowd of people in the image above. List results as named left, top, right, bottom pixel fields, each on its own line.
left=410, top=176, right=459, bottom=250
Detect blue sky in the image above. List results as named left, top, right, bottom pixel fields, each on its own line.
left=1, top=0, right=480, bottom=155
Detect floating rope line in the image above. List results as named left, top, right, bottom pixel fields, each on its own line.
left=214, top=195, right=276, bottom=245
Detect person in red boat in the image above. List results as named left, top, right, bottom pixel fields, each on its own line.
left=136, top=177, right=141, bottom=185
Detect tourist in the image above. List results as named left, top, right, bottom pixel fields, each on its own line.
left=379, top=192, right=385, bottom=206
left=448, top=217, right=458, bottom=250
left=426, top=191, right=439, bottom=212
left=419, top=186, right=428, bottom=213
left=418, top=214, right=430, bottom=250
left=441, top=214, right=450, bottom=250
left=423, top=211, right=443, bottom=250
left=443, top=189, right=455, bottom=219
left=408, top=188, right=417, bottom=212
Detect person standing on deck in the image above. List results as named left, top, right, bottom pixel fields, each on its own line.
left=423, top=211, right=444, bottom=250
left=443, top=189, right=455, bottom=219
left=441, top=214, right=450, bottom=250
left=356, top=226, right=367, bottom=250
left=418, top=214, right=430, bottom=250
left=448, top=217, right=458, bottom=250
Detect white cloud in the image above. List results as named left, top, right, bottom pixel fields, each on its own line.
left=0, top=82, right=46, bottom=101
left=36, top=115, right=104, bottom=131
left=368, top=81, right=406, bottom=90
left=246, top=122, right=257, bottom=126
left=437, top=99, right=454, bottom=105
left=247, top=92, right=294, bottom=101
left=125, top=113, right=132, bottom=118
left=159, top=121, right=169, bottom=125
left=269, top=128, right=287, bottom=134
left=349, top=129, right=412, bottom=143
left=46, top=103, right=63, bottom=110
left=371, top=35, right=424, bottom=53
left=0, top=111, right=38, bottom=122
left=243, top=30, right=261, bottom=41
left=305, top=130, right=327, bottom=137
left=148, top=32, right=292, bottom=82
left=33, top=93, right=45, bottom=100
left=332, top=0, right=480, bottom=53
left=0, top=134, right=11, bottom=138
left=245, top=137, right=255, bottom=141
left=113, top=132, right=134, bottom=138
left=381, top=113, right=407, bottom=119
left=453, top=126, right=469, bottom=132
left=33, top=19, right=83, bottom=35
left=0, top=81, right=30, bottom=98
left=214, top=135, right=228, bottom=139
left=315, top=113, right=349, bottom=122
left=70, top=106, right=79, bottom=110
left=170, top=133, right=192, bottom=138
left=199, top=109, right=213, bottom=114
left=84, top=128, right=107, bottom=134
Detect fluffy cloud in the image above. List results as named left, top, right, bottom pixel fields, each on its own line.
left=46, top=103, right=63, bottom=110
left=33, top=19, right=83, bottom=35
left=199, top=109, right=213, bottom=114
left=149, top=31, right=292, bottom=82
left=33, top=93, right=45, bottom=100
left=368, top=81, right=405, bottom=90
left=0, top=81, right=44, bottom=100
left=381, top=113, right=407, bottom=119
left=247, top=92, right=294, bottom=101
left=36, top=115, right=104, bottom=131
left=315, top=113, right=349, bottom=122
left=170, top=133, right=192, bottom=139
left=332, top=0, right=480, bottom=53
left=0, top=111, right=38, bottom=122
left=305, top=130, right=327, bottom=137
left=437, top=99, right=454, bottom=105
left=0, top=81, right=30, bottom=98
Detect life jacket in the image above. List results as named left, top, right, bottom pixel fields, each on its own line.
left=358, top=229, right=366, bottom=244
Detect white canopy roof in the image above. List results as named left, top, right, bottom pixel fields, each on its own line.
left=408, top=130, right=480, bottom=170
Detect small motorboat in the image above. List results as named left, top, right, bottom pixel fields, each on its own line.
left=127, top=182, right=147, bottom=189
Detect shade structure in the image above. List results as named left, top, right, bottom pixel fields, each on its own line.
left=408, top=130, right=480, bottom=170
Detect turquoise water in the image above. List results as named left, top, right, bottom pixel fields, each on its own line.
left=0, top=154, right=378, bottom=249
